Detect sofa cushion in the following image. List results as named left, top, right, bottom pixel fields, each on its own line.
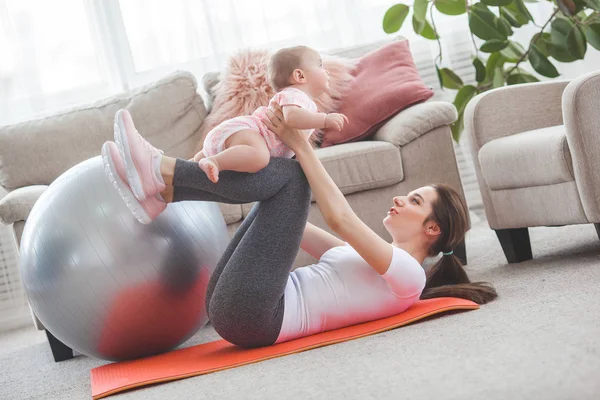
left=372, top=101, right=458, bottom=147
left=218, top=203, right=243, bottom=225
left=0, top=185, right=48, bottom=224
left=241, top=141, right=403, bottom=217
left=478, top=125, right=574, bottom=190
left=320, top=40, right=434, bottom=147
left=0, top=71, right=206, bottom=191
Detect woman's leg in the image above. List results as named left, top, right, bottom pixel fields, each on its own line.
left=170, top=157, right=311, bottom=347
left=166, top=157, right=305, bottom=204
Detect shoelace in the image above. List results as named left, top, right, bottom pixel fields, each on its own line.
left=138, top=132, right=164, bottom=155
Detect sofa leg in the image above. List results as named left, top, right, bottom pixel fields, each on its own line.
left=45, top=330, right=74, bottom=362
left=595, top=224, right=600, bottom=240
left=454, top=240, right=467, bottom=265
left=495, top=228, right=533, bottom=263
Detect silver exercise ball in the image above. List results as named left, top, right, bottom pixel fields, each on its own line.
left=19, top=156, right=230, bottom=361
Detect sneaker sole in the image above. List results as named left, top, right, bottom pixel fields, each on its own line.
left=113, top=110, right=146, bottom=201
left=101, top=143, right=152, bottom=224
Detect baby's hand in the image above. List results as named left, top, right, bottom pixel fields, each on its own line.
left=325, top=113, right=349, bottom=131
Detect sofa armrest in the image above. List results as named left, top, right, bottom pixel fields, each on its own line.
left=464, top=80, right=569, bottom=150
left=0, top=185, right=48, bottom=225
left=372, top=101, right=458, bottom=147
left=562, top=70, right=600, bottom=222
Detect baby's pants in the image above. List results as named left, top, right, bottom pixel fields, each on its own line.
left=202, top=115, right=294, bottom=159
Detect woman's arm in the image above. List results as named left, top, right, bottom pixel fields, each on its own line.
left=263, top=106, right=394, bottom=275
left=300, top=222, right=345, bottom=260
left=293, top=145, right=393, bottom=274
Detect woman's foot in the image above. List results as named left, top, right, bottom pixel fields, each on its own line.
left=199, top=158, right=220, bottom=183
left=159, top=186, right=174, bottom=204
left=113, top=109, right=166, bottom=200
left=102, top=141, right=166, bottom=224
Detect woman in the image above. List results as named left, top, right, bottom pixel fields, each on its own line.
left=102, top=107, right=497, bottom=349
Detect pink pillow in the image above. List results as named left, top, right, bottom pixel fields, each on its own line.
left=195, top=50, right=356, bottom=152
left=320, top=40, right=434, bottom=148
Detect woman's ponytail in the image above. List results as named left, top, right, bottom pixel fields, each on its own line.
left=422, top=184, right=498, bottom=305
left=420, top=253, right=497, bottom=304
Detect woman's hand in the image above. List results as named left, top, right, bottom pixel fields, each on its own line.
left=262, top=102, right=311, bottom=153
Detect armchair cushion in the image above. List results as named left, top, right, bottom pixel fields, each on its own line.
left=372, top=101, right=458, bottom=147
left=478, top=125, right=574, bottom=190
left=0, top=185, right=48, bottom=224
left=464, top=80, right=568, bottom=150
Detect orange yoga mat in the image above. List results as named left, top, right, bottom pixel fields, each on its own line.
left=91, top=297, right=478, bottom=399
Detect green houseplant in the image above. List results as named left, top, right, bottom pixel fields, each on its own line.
left=382, top=0, right=600, bottom=141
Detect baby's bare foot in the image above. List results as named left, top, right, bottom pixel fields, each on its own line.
left=199, top=158, right=220, bottom=183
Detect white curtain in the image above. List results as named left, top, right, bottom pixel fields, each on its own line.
left=2, top=0, right=600, bottom=127
left=0, top=0, right=462, bottom=126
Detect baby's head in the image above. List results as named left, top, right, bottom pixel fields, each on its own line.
left=268, top=46, right=329, bottom=97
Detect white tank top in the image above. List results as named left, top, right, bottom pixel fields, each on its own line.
left=276, top=243, right=426, bottom=343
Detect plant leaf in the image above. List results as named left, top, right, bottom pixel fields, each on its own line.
left=583, top=23, right=600, bottom=50
left=514, top=0, right=535, bottom=22
left=500, top=40, right=526, bottom=62
left=440, top=68, right=464, bottom=89
left=531, top=32, right=552, bottom=56
left=420, top=19, right=438, bottom=39
left=412, top=16, right=437, bottom=39
left=481, top=0, right=513, bottom=5
left=453, top=85, right=478, bottom=115
left=493, top=66, right=504, bottom=88
left=497, top=14, right=514, bottom=37
left=572, top=0, right=588, bottom=14
left=583, top=0, right=600, bottom=12
left=469, top=3, right=512, bottom=41
left=566, top=25, right=587, bottom=59
left=556, top=0, right=577, bottom=16
left=548, top=18, right=578, bottom=61
left=484, top=52, right=506, bottom=85
left=451, top=112, right=464, bottom=143
left=507, top=72, right=540, bottom=85
left=500, top=8, right=523, bottom=28
left=481, top=39, right=510, bottom=52
left=413, top=15, right=425, bottom=34
left=529, top=45, right=560, bottom=77
left=383, top=4, right=410, bottom=34
left=436, top=65, right=444, bottom=89
left=473, top=58, right=487, bottom=82
left=550, top=18, right=573, bottom=47
left=435, top=0, right=467, bottom=16
left=502, top=0, right=533, bottom=27
left=414, top=0, right=429, bottom=22
left=547, top=42, right=578, bottom=61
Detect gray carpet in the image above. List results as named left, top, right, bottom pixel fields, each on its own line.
left=1, top=221, right=599, bottom=400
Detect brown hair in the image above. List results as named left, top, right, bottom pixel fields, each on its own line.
left=268, top=45, right=314, bottom=91
left=420, top=184, right=498, bottom=304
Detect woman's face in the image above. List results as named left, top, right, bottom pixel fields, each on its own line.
left=383, top=186, right=439, bottom=241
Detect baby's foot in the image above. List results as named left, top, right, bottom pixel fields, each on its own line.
left=199, top=158, right=220, bottom=183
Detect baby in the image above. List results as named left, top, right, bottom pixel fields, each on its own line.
left=193, top=45, right=348, bottom=183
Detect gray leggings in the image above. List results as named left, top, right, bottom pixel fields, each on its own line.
left=171, top=157, right=311, bottom=347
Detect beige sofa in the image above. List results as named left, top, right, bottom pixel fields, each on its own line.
left=0, top=40, right=464, bottom=359
left=464, top=69, right=600, bottom=263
